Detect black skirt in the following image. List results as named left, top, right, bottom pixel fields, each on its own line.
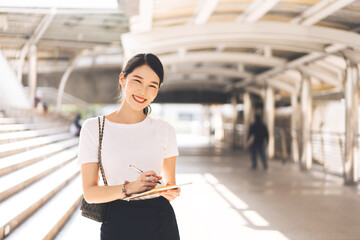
left=100, top=196, right=180, bottom=240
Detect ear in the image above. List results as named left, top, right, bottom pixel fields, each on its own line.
left=119, top=72, right=126, bottom=87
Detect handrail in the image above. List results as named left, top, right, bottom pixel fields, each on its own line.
left=23, top=87, right=89, bottom=109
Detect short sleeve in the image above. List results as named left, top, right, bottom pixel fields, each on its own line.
left=164, top=123, right=179, bottom=158
left=77, top=119, right=99, bottom=166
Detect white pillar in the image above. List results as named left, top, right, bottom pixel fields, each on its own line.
left=28, top=44, right=37, bottom=107
left=243, top=92, right=253, bottom=149
left=291, top=93, right=300, bottom=163
left=344, top=62, right=359, bottom=185
left=264, top=87, right=275, bottom=159
left=231, top=95, right=238, bottom=149
left=300, top=76, right=312, bottom=170
left=203, top=104, right=211, bottom=139
left=17, top=44, right=30, bottom=83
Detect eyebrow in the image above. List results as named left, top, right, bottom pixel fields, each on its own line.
left=133, top=75, right=159, bottom=86
left=133, top=75, right=143, bottom=79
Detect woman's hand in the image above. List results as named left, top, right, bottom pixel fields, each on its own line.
left=159, top=183, right=180, bottom=201
left=126, top=171, right=162, bottom=194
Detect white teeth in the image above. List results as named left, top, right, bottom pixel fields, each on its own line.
left=133, top=95, right=146, bottom=102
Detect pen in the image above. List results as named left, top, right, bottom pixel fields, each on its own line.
left=129, top=165, right=161, bottom=184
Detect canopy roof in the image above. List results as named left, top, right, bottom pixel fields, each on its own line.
left=1, top=0, right=360, bottom=103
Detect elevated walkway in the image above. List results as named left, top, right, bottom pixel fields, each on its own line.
left=57, top=143, right=360, bottom=240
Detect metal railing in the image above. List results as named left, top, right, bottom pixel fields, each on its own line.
left=311, top=130, right=345, bottom=176
left=223, top=123, right=360, bottom=180
left=274, top=127, right=291, bottom=161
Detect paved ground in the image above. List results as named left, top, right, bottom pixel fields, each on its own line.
left=57, top=143, right=360, bottom=240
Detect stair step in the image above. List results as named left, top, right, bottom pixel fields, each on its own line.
left=0, top=146, right=78, bottom=202
left=6, top=175, right=82, bottom=240
left=0, top=160, right=79, bottom=239
left=0, top=126, right=70, bottom=144
left=0, top=122, right=69, bottom=132
left=54, top=207, right=101, bottom=240
left=0, top=118, right=35, bottom=124
left=0, top=133, right=74, bottom=157
left=0, top=138, right=79, bottom=176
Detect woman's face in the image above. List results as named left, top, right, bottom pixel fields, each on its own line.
left=119, top=64, right=160, bottom=112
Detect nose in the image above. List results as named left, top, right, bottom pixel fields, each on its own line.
left=139, top=84, right=146, bottom=95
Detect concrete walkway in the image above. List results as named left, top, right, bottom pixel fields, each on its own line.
left=57, top=144, right=360, bottom=240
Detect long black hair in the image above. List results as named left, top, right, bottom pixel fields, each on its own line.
left=117, top=53, right=164, bottom=115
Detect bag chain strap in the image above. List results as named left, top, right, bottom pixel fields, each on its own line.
left=98, top=116, right=108, bottom=186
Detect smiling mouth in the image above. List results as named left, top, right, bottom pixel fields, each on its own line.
left=133, top=95, right=146, bottom=103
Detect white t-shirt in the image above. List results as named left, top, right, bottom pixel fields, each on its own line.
left=77, top=115, right=179, bottom=187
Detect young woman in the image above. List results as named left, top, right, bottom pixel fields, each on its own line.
left=78, top=53, right=180, bottom=240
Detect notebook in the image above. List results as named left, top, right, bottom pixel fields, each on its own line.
left=123, top=182, right=192, bottom=201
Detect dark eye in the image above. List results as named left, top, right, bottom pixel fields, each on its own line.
left=135, top=80, right=141, bottom=83
left=150, top=85, right=157, bottom=88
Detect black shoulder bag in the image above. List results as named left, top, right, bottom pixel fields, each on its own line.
left=80, top=115, right=109, bottom=223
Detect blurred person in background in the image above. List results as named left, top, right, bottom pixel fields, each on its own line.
left=247, top=114, right=269, bottom=170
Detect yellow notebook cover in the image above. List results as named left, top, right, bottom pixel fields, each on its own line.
left=123, top=182, right=192, bottom=201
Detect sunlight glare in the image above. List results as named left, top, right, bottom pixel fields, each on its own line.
left=215, top=184, right=249, bottom=210
left=243, top=210, right=269, bottom=227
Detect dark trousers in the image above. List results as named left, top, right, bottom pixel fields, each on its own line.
left=250, top=144, right=268, bottom=169
left=100, top=196, right=180, bottom=240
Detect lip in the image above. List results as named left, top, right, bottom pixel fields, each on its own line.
left=133, top=95, right=146, bottom=103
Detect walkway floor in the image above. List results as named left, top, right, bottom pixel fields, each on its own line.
left=56, top=143, right=360, bottom=240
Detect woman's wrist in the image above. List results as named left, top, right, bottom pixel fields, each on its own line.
left=124, top=181, right=136, bottom=195
left=122, top=180, right=130, bottom=197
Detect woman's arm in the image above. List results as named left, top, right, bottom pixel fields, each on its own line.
left=159, top=156, right=180, bottom=201
left=81, top=163, right=125, bottom=203
left=81, top=163, right=162, bottom=203
left=162, top=156, right=176, bottom=185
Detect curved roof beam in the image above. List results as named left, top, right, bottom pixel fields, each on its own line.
left=314, top=59, right=344, bottom=77
left=166, top=66, right=253, bottom=79
left=161, top=78, right=226, bottom=92
left=237, top=0, right=280, bottom=23
left=265, top=78, right=295, bottom=93
left=230, top=43, right=346, bottom=91
left=291, top=0, right=356, bottom=26
left=121, top=22, right=360, bottom=58
left=244, top=86, right=264, bottom=97
left=299, top=64, right=342, bottom=88
left=144, top=41, right=324, bottom=56
left=341, top=49, right=360, bottom=63
left=160, top=52, right=286, bottom=68
left=192, top=0, right=220, bottom=25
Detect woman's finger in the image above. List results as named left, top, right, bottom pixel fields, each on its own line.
left=143, top=171, right=161, bottom=179
left=142, top=175, right=160, bottom=183
left=161, top=190, right=180, bottom=197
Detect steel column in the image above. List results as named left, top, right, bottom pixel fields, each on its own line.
left=300, top=76, right=313, bottom=170
left=291, top=93, right=300, bottom=163
left=344, top=62, right=359, bottom=185
left=264, top=86, right=275, bottom=159
left=231, top=95, right=238, bottom=149
left=28, top=44, right=37, bottom=107
left=243, top=92, right=253, bottom=149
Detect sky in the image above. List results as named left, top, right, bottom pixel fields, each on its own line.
left=0, top=0, right=118, bottom=9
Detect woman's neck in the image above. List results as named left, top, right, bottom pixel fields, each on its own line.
left=107, top=103, right=146, bottom=124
